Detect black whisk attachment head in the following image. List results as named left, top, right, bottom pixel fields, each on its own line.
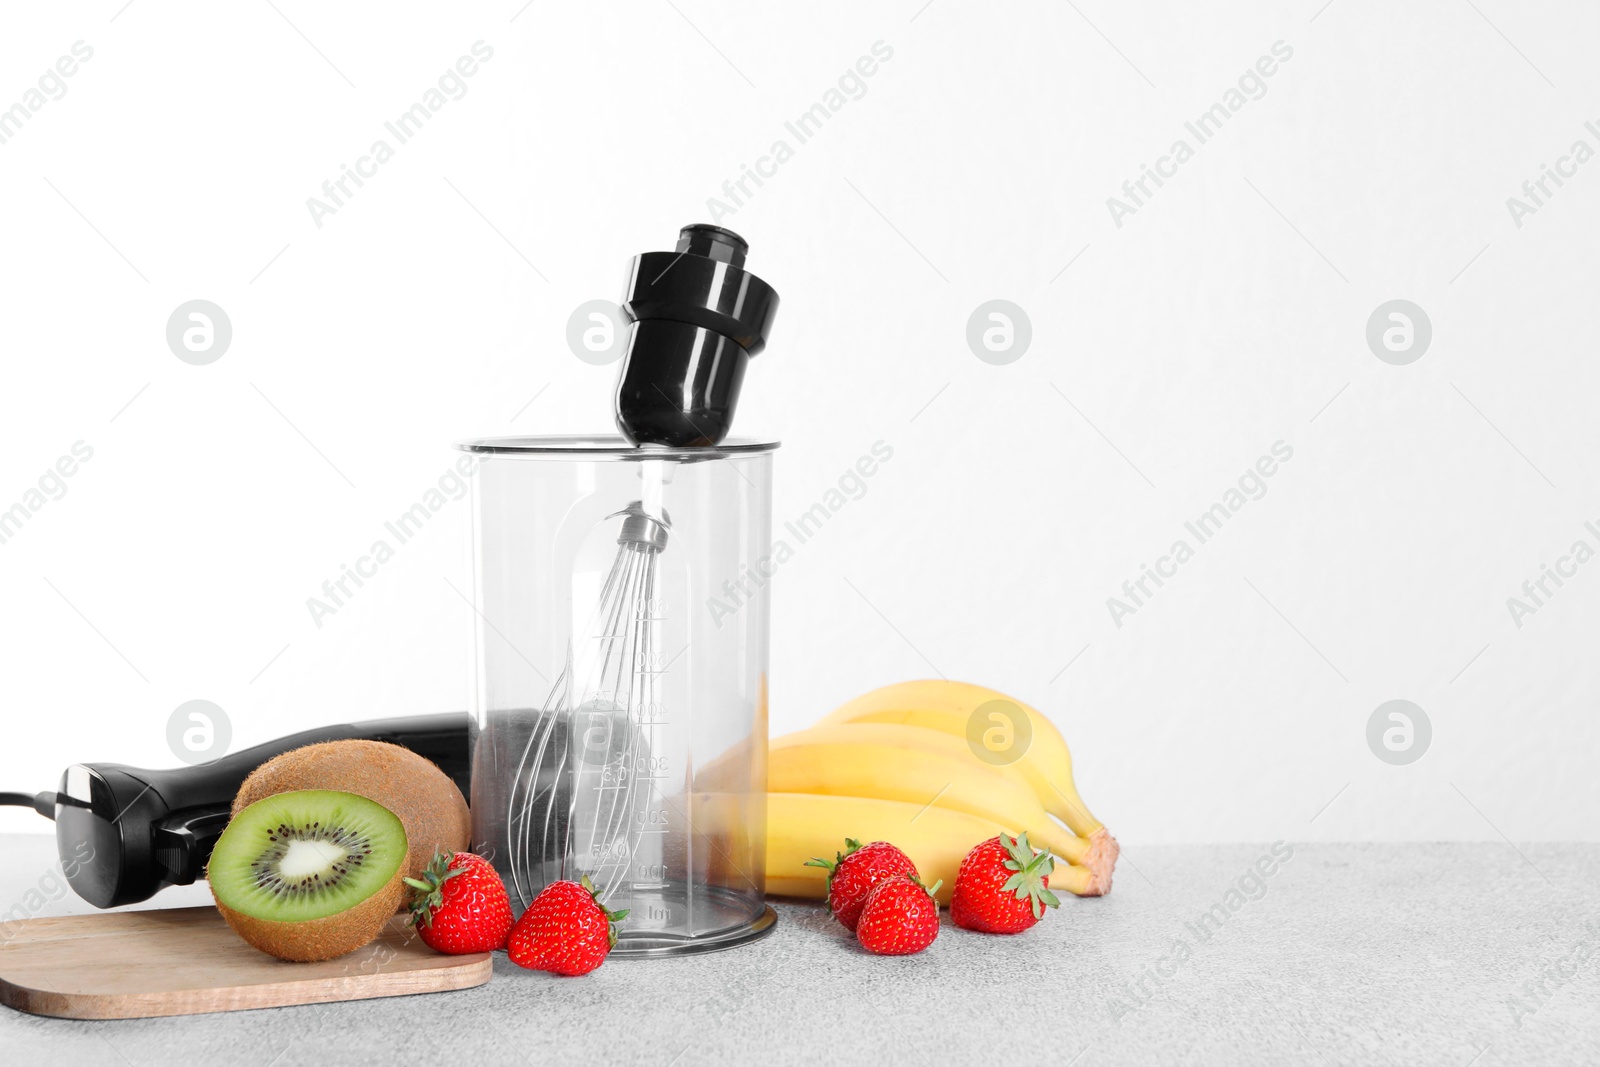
left=613, top=224, right=779, bottom=448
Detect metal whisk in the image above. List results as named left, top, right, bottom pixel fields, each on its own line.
left=504, top=500, right=668, bottom=910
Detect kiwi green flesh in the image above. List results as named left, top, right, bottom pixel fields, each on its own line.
left=209, top=790, right=406, bottom=924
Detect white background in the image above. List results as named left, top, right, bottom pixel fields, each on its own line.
left=1, top=0, right=1596, bottom=850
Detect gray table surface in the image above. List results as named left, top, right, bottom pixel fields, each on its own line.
left=0, top=834, right=1595, bottom=1066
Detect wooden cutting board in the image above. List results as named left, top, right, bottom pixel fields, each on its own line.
left=0, top=907, right=492, bottom=1020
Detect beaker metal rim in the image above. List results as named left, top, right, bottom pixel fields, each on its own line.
left=455, top=435, right=780, bottom=459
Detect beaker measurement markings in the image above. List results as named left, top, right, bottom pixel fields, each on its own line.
left=631, top=883, right=670, bottom=891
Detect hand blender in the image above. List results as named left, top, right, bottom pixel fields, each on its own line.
left=5, top=714, right=470, bottom=908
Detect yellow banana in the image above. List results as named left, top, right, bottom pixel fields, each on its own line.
left=767, top=736, right=1091, bottom=868
left=819, top=679, right=1118, bottom=879
left=764, top=792, right=1103, bottom=901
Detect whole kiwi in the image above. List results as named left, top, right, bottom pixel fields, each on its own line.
left=233, top=740, right=470, bottom=882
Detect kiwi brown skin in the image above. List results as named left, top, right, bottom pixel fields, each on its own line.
left=213, top=867, right=403, bottom=963
left=233, top=740, right=470, bottom=883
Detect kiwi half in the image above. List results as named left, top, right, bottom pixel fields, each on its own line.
left=209, top=789, right=408, bottom=962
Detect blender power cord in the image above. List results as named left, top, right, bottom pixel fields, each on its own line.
left=0, top=791, right=56, bottom=819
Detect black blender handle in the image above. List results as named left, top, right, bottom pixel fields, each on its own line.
left=58, top=712, right=472, bottom=908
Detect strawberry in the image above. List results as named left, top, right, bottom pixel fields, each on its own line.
left=950, top=831, right=1061, bottom=934
left=506, top=876, right=629, bottom=976
left=855, top=873, right=941, bottom=956
left=805, top=838, right=918, bottom=932
left=406, top=850, right=515, bottom=954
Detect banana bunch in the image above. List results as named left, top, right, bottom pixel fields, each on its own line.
left=766, top=679, right=1117, bottom=900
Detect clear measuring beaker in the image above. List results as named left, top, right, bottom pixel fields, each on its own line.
left=460, top=435, right=777, bottom=955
